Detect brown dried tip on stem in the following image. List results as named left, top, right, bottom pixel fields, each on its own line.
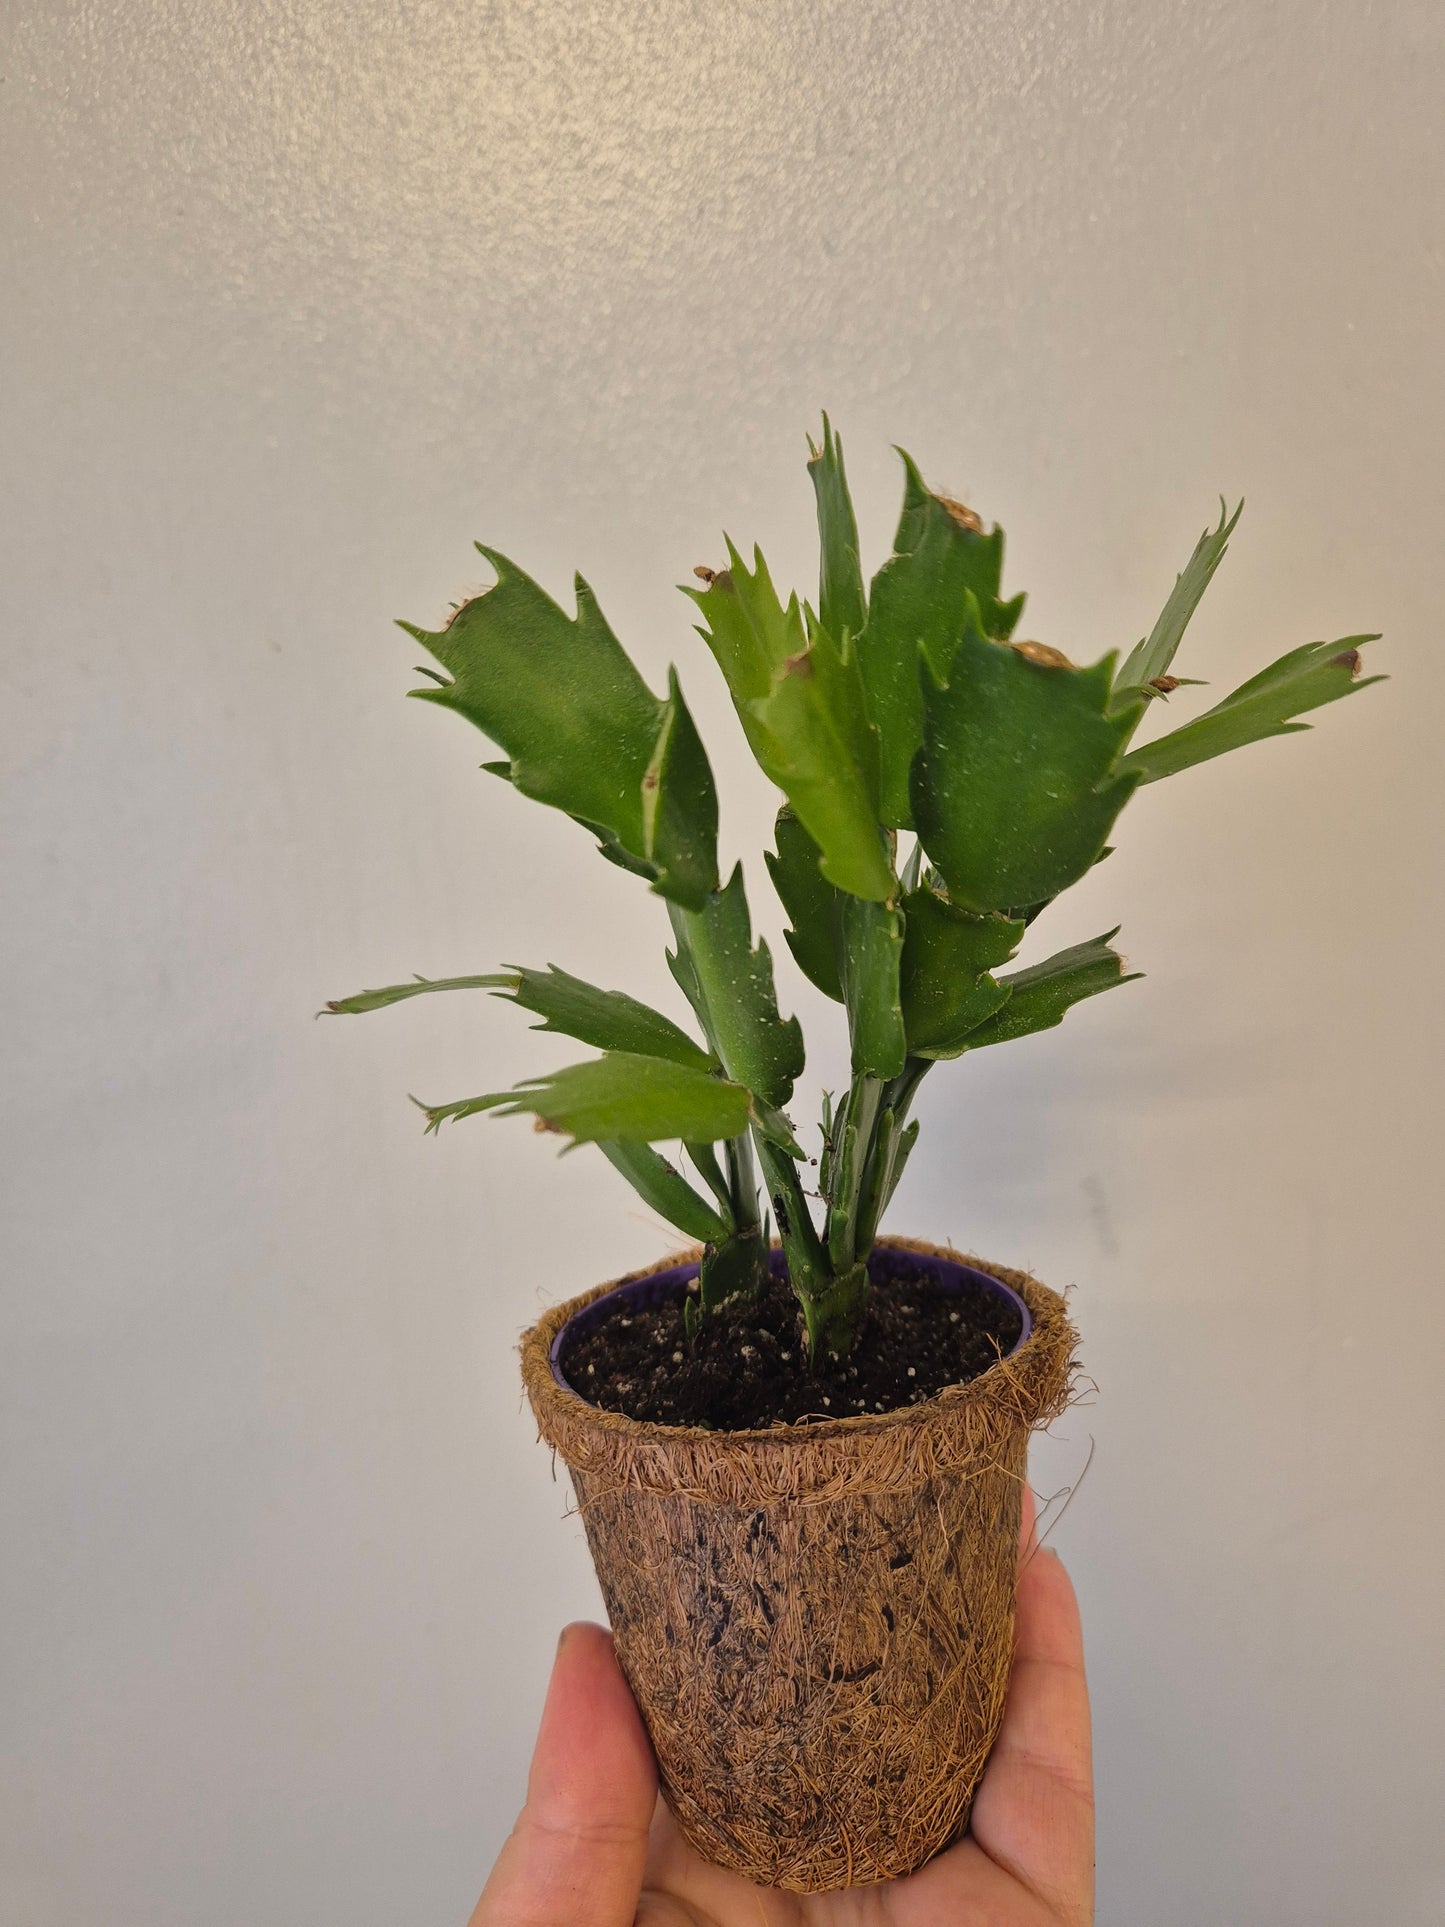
left=693, top=565, right=718, bottom=584
left=533, top=1116, right=562, bottom=1134
left=934, top=493, right=984, bottom=533
left=1147, top=674, right=1183, bottom=697
left=1331, top=648, right=1363, bottom=677
left=443, top=594, right=482, bottom=630
left=1009, top=639, right=1076, bottom=669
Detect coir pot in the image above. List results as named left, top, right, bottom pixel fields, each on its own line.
left=520, top=1235, right=1076, bottom=1894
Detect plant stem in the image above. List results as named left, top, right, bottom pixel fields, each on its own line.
left=666, top=876, right=881, bottom=1360
left=853, top=1056, right=931, bottom=1259
left=685, top=1140, right=735, bottom=1219
left=827, top=1071, right=882, bottom=1273
left=750, top=1124, right=861, bottom=1362
left=724, top=1132, right=762, bottom=1236
left=751, top=1128, right=822, bottom=1282
left=666, top=906, right=764, bottom=1241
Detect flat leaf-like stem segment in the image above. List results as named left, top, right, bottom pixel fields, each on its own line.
left=696, top=1225, right=769, bottom=1317
left=877, top=1116, right=919, bottom=1221
left=801, top=1260, right=870, bottom=1360
left=858, top=451, right=1026, bottom=827
left=403, top=551, right=718, bottom=909
left=1111, top=499, right=1244, bottom=712
left=416, top=1052, right=752, bottom=1146
left=1119, top=635, right=1383, bottom=783
left=912, top=611, right=1143, bottom=915
left=596, top=1140, right=731, bottom=1244
left=837, top=896, right=906, bottom=1079
left=956, top=932, right=1139, bottom=1050
left=325, top=964, right=712, bottom=1068
left=766, top=807, right=844, bottom=1001
left=496, top=964, right=713, bottom=1065
left=765, top=808, right=906, bottom=1078
left=667, top=865, right=804, bottom=1110
left=807, top=414, right=866, bottom=647
left=898, top=889, right=1024, bottom=1058
left=324, top=972, right=508, bottom=1015
left=687, top=545, right=894, bottom=902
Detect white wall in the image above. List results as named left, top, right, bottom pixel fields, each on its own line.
left=3, top=3, right=1442, bottom=1922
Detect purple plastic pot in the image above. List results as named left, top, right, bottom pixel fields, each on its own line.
left=550, top=1243, right=1033, bottom=1397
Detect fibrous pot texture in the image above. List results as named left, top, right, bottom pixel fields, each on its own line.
left=520, top=1236, right=1077, bottom=1894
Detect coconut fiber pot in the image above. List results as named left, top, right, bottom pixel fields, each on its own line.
left=520, top=1235, right=1077, bottom=1894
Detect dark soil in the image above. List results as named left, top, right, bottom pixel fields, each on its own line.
left=556, top=1252, right=1024, bottom=1430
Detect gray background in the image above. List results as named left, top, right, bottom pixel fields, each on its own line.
left=4, top=3, right=1442, bottom=1922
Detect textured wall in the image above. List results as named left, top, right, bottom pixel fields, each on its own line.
left=3, top=3, right=1442, bottom=1922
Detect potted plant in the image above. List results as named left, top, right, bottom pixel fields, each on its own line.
left=328, top=420, right=1379, bottom=1893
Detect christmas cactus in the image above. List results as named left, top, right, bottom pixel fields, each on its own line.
left=328, top=420, right=1380, bottom=1359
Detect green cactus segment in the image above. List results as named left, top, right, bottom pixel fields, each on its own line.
left=880, top=1117, right=919, bottom=1215
left=748, top=1096, right=807, bottom=1159
left=1119, top=635, right=1383, bottom=784
left=858, top=451, right=1027, bottom=828
left=801, top=1261, right=871, bottom=1360
left=758, top=613, right=894, bottom=901
left=568, top=812, right=657, bottom=881
left=664, top=935, right=705, bottom=1024
left=823, top=1075, right=882, bottom=1271
left=697, top=1226, right=769, bottom=1316
left=957, top=933, right=1139, bottom=1050
left=837, top=896, right=907, bottom=1078
left=325, top=964, right=713, bottom=1069
left=415, top=1052, right=753, bottom=1146
left=493, top=965, right=714, bottom=1066
left=640, top=667, right=719, bottom=898
left=324, top=973, right=511, bottom=1015
left=765, top=807, right=903, bottom=1078
left=912, top=616, right=1142, bottom=915
left=765, top=807, right=844, bottom=1001
left=1111, top=499, right=1243, bottom=712
left=404, top=548, right=718, bottom=909
left=684, top=1140, right=734, bottom=1215
left=596, top=1140, right=731, bottom=1244
left=688, top=546, right=894, bottom=902
left=807, top=414, right=867, bottom=647
left=898, top=890, right=1024, bottom=1058
left=667, top=865, right=805, bottom=1110
left=686, top=540, right=792, bottom=702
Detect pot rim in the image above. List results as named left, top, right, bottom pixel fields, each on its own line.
left=521, top=1238, right=1077, bottom=1495
left=547, top=1236, right=1034, bottom=1426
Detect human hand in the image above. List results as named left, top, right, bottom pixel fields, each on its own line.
left=471, top=1487, right=1092, bottom=1924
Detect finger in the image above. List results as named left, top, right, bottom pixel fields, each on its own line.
left=969, top=1547, right=1094, bottom=1923
left=471, top=1622, right=657, bottom=1927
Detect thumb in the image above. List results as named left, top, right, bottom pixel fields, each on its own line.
left=470, top=1622, right=658, bottom=1927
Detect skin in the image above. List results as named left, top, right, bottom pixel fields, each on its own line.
left=472, top=1487, right=1092, bottom=1926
